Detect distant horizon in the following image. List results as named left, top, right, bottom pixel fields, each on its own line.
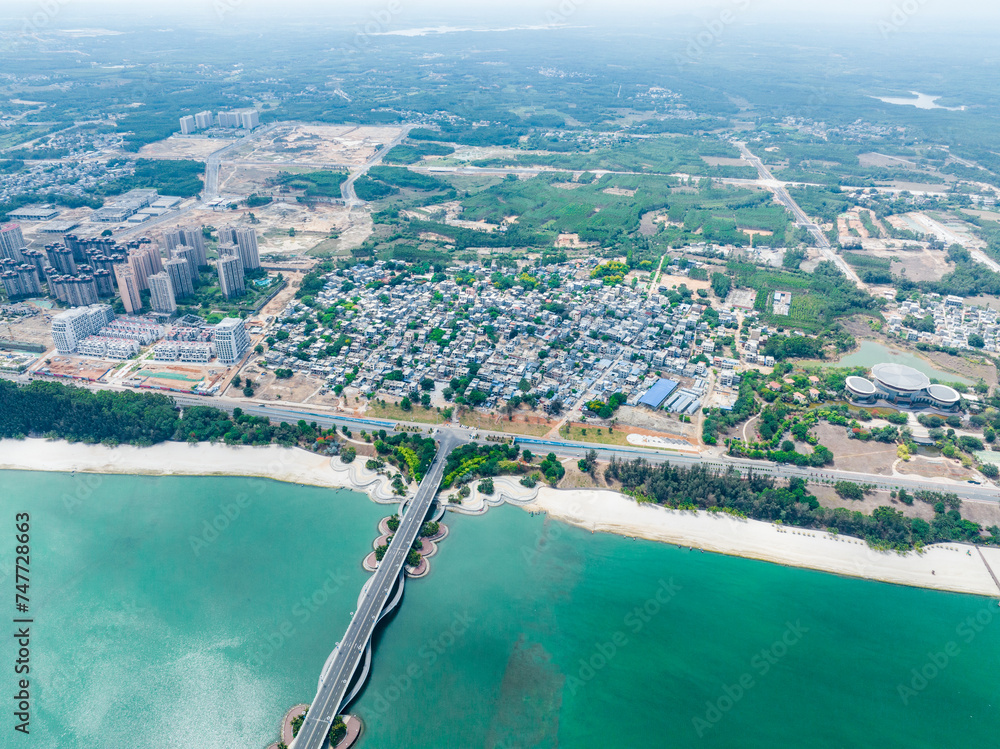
left=4, top=0, right=1000, bottom=33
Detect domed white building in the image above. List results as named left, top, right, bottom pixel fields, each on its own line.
left=845, top=363, right=961, bottom=411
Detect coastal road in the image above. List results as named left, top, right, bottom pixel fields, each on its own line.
left=292, top=430, right=457, bottom=749
left=734, top=142, right=866, bottom=290
left=511, top=435, right=1000, bottom=505
left=7, top=372, right=998, bottom=504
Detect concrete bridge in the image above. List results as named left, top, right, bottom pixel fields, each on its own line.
left=292, top=431, right=457, bottom=749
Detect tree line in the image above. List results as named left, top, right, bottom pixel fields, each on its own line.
left=0, top=380, right=328, bottom=449
left=604, top=458, right=997, bottom=550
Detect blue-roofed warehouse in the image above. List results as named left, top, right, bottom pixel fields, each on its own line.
left=638, top=378, right=679, bottom=409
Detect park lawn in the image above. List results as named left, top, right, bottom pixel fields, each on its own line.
left=366, top=400, right=446, bottom=424
left=559, top=422, right=634, bottom=447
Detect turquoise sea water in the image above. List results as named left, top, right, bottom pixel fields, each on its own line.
left=0, top=471, right=997, bottom=748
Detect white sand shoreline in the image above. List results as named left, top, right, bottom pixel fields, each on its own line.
left=529, top=488, right=1000, bottom=598
left=2, top=438, right=999, bottom=598
left=0, top=437, right=399, bottom=498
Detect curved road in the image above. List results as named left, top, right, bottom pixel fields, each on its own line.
left=340, top=125, right=414, bottom=206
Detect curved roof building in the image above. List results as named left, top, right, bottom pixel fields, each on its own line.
left=846, top=363, right=961, bottom=411
left=871, top=363, right=931, bottom=393
left=845, top=376, right=877, bottom=399
left=926, top=383, right=962, bottom=408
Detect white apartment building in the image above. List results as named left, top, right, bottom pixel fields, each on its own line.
left=50, top=304, right=115, bottom=353
left=76, top=336, right=140, bottom=359
left=152, top=341, right=214, bottom=363
left=213, top=317, right=250, bottom=364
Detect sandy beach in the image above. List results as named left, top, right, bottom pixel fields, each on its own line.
left=0, top=437, right=397, bottom=497
left=2, top=438, right=999, bottom=598
left=531, top=488, right=1000, bottom=598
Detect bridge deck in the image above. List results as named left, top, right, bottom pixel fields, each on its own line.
left=292, top=433, right=455, bottom=749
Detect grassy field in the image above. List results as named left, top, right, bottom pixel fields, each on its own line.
left=558, top=422, right=634, bottom=447
left=459, top=411, right=552, bottom=436
left=306, top=237, right=350, bottom=258
left=366, top=400, right=447, bottom=424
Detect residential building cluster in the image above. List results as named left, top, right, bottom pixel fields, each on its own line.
left=0, top=152, right=130, bottom=204
left=888, top=294, right=1000, bottom=351
left=256, top=257, right=771, bottom=417
left=179, top=109, right=260, bottom=134
left=51, top=302, right=249, bottom=364
left=3, top=223, right=261, bottom=318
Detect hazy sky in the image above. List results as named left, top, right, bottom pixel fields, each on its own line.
left=6, top=0, right=1000, bottom=28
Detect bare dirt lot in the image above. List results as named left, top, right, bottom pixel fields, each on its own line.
left=132, top=362, right=227, bottom=392
left=883, top=247, right=953, bottom=282
left=858, top=152, right=918, bottom=169
left=615, top=405, right=700, bottom=441
left=701, top=156, right=750, bottom=167
left=38, top=355, right=116, bottom=381
left=844, top=246, right=952, bottom=283
left=656, top=273, right=711, bottom=292
left=809, top=484, right=936, bottom=520
left=230, top=124, right=403, bottom=167
left=459, top=409, right=549, bottom=435
left=897, top=456, right=979, bottom=482
left=1, top=307, right=55, bottom=347
left=813, top=422, right=899, bottom=475
left=138, top=136, right=235, bottom=161
left=917, top=349, right=997, bottom=388
left=725, top=288, right=757, bottom=309
left=960, top=500, right=1000, bottom=528
left=237, top=365, right=323, bottom=403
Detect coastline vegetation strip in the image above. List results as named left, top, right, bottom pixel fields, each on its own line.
left=0, top=380, right=331, bottom=449
left=604, top=458, right=999, bottom=551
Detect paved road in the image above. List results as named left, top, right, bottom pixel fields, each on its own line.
left=512, top=435, right=1000, bottom=505
left=734, top=142, right=865, bottom=289
left=7, top=371, right=997, bottom=505
left=340, top=125, right=414, bottom=206
left=293, top=431, right=457, bottom=749
left=204, top=123, right=282, bottom=200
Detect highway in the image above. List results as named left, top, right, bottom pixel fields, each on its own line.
left=176, top=392, right=999, bottom=504
left=292, top=430, right=458, bottom=749
left=513, top=436, right=1000, bottom=505
left=203, top=122, right=282, bottom=200
left=6, top=371, right=997, bottom=506
left=734, top=142, right=866, bottom=289
left=339, top=125, right=414, bottom=206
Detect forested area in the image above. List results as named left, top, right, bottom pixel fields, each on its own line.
left=0, top=381, right=329, bottom=448
left=271, top=170, right=348, bottom=198
left=604, top=459, right=998, bottom=550
left=727, top=260, right=884, bottom=332
left=383, top=141, right=455, bottom=164
left=99, top=159, right=205, bottom=198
